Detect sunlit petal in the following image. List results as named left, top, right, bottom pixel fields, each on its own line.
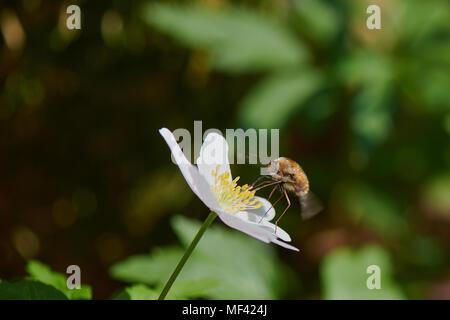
left=244, top=196, right=276, bottom=221
left=237, top=210, right=291, bottom=242
left=216, top=210, right=274, bottom=243
left=196, top=132, right=231, bottom=187
left=160, top=127, right=297, bottom=252
left=159, top=128, right=219, bottom=210
left=258, top=219, right=292, bottom=242
left=271, top=239, right=299, bottom=252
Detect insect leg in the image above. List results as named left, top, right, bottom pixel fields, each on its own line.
left=274, top=187, right=291, bottom=235
left=267, top=184, right=278, bottom=201
left=249, top=175, right=270, bottom=188
left=258, top=185, right=284, bottom=223
left=251, top=180, right=275, bottom=191
left=251, top=181, right=283, bottom=192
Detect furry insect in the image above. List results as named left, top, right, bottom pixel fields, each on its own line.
left=251, top=157, right=322, bottom=230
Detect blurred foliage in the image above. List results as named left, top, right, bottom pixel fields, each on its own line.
left=115, top=284, right=158, bottom=300
left=144, top=3, right=308, bottom=73
left=111, top=215, right=294, bottom=299
left=26, top=260, right=92, bottom=299
left=0, top=0, right=449, bottom=300
left=422, top=172, right=450, bottom=217
left=321, top=245, right=405, bottom=299
left=0, top=260, right=91, bottom=300
left=114, top=280, right=219, bottom=300
left=0, top=281, right=68, bottom=300
left=336, top=182, right=408, bottom=238
left=144, top=0, right=449, bottom=158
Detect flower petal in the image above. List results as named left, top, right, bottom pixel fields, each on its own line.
left=196, top=132, right=231, bottom=187
left=244, top=197, right=276, bottom=222
left=217, top=210, right=298, bottom=251
left=160, top=128, right=299, bottom=252
left=159, top=128, right=219, bottom=210
left=238, top=210, right=291, bottom=242
left=271, top=239, right=300, bottom=252
left=215, top=210, right=274, bottom=243
left=258, top=220, right=292, bottom=242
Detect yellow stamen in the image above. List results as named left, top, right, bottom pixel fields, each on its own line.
left=209, top=166, right=262, bottom=214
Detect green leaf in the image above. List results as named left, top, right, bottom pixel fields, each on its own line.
left=419, top=67, right=450, bottom=112
left=338, top=51, right=396, bottom=158
left=294, top=0, right=340, bottom=44
left=163, top=279, right=219, bottom=300
left=115, top=284, right=159, bottom=300
left=114, top=279, right=218, bottom=300
left=173, top=215, right=293, bottom=299
left=143, top=3, right=308, bottom=73
left=394, top=0, right=449, bottom=45
left=110, top=215, right=295, bottom=299
left=239, top=70, right=323, bottom=128
left=26, top=260, right=92, bottom=300
left=337, top=182, right=408, bottom=238
left=110, top=246, right=185, bottom=284
left=338, top=51, right=393, bottom=85
left=321, top=246, right=406, bottom=299
left=0, top=281, right=68, bottom=300
left=351, top=83, right=394, bottom=152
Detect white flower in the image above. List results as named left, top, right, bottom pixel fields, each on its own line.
left=159, top=127, right=299, bottom=251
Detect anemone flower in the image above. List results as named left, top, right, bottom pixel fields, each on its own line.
left=158, top=127, right=298, bottom=300
left=159, top=127, right=298, bottom=251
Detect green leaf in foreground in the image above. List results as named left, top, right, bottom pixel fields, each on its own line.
left=110, top=246, right=185, bottom=285
left=111, top=215, right=295, bottom=299
left=161, top=279, right=219, bottom=300
left=115, top=284, right=159, bottom=300
left=239, top=71, right=323, bottom=128
left=26, top=260, right=92, bottom=300
left=0, top=281, right=68, bottom=300
left=321, top=245, right=405, bottom=299
left=114, top=279, right=218, bottom=300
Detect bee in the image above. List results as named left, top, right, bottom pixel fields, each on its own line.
left=251, top=157, right=322, bottom=229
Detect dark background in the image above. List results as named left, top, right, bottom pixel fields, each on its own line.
left=0, top=0, right=449, bottom=299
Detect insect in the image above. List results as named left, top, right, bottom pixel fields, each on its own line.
left=250, top=157, right=322, bottom=231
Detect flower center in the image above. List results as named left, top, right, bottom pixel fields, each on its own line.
left=210, top=165, right=263, bottom=214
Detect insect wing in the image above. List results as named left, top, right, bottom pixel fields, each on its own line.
left=299, top=192, right=323, bottom=219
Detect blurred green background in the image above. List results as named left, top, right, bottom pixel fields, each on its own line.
left=0, top=0, right=449, bottom=299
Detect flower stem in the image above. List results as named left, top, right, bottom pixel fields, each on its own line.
left=158, top=211, right=217, bottom=300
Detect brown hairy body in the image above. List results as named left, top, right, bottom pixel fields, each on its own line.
left=255, top=157, right=321, bottom=225
left=269, top=157, right=310, bottom=198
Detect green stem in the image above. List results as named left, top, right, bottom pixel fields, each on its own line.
left=158, top=211, right=217, bottom=300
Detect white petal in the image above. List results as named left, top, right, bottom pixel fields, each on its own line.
left=245, top=197, right=276, bottom=222
left=217, top=210, right=298, bottom=251
left=271, top=239, right=300, bottom=252
left=238, top=211, right=291, bottom=242
left=159, top=128, right=219, bottom=210
left=196, top=132, right=231, bottom=187
left=218, top=210, right=298, bottom=251
left=216, top=211, right=274, bottom=243
left=258, top=220, right=292, bottom=242
left=160, top=128, right=299, bottom=252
